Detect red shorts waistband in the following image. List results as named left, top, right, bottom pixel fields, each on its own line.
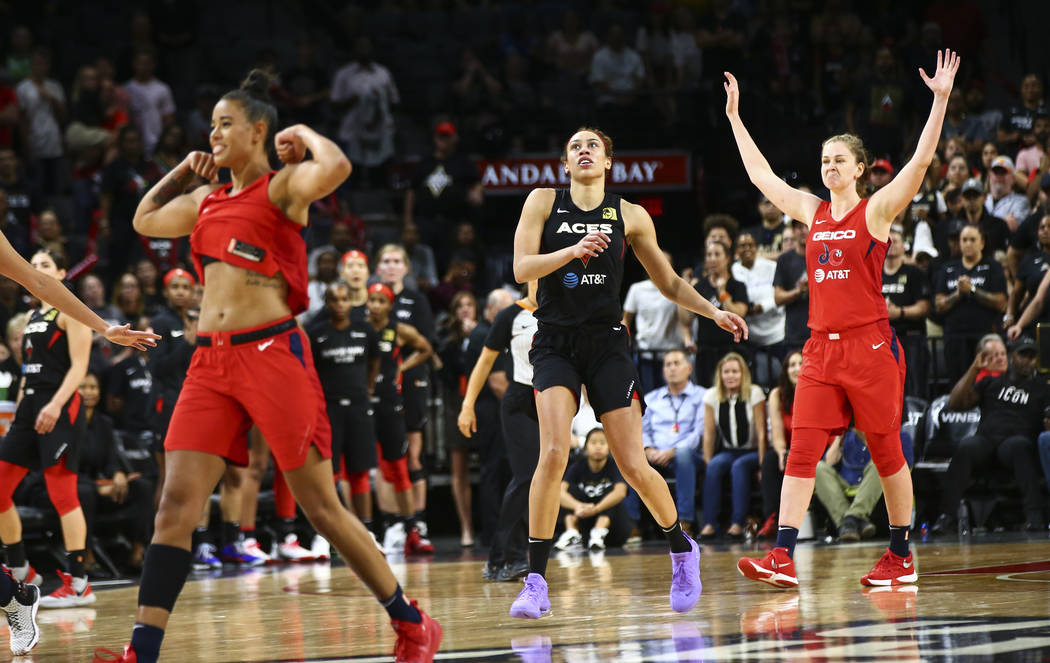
left=196, top=316, right=297, bottom=347
left=809, top=320, right=889, bottom=341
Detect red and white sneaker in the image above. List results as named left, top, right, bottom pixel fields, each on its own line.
left=93, top=643, right=137, bottom=662
left=860, top=549, right=917, bottom=586
left=5, top=564, right=42, bottom=587
left=277, top=534, right=316, bottom=562
left=242, top=537, right=274, bottom=564
left=405, top=527, right=434, bottom=555
left=737, top=547, right=798, bottom=588
left=391, top=600, right=442, bottom=663
left=40, top=571, right=96, bottom=608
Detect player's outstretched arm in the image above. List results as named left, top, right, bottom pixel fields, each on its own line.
left=869, top=49, right=959, bottom=231
left=626, top=202, right=747, bottom=342
left=723, top=72, right=822, bottom=225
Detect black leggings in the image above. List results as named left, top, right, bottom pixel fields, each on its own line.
left=940, top=433, right=1042, bottom=517
left=759, top=448, right=785, bottom=519
left=488, top=383, right=540, bottom=567
left=78, top=476, right=155, bottom=545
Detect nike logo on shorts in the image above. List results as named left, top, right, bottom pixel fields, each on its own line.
left=872, top=342, right=885, bottom=350
left=257, top=339, right=276, bottom=352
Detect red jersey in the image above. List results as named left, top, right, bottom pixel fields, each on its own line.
left=191, top=172, right=310, bottom=315
left=805, top=199, right=889, bottom=332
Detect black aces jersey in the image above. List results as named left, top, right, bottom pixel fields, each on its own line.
left=373, top=320, right=402, bottom=401
left=308, top=318, right=377, bottom=403
left=537, top=189, right=626, bottom=327
left=22, top=308, right=69, bottom=390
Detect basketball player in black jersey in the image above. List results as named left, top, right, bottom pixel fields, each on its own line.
left=509, top=128, right=748, bottom=619
left=0, top=250, right=96, bottom=609
left=308, top=281, right=381, bottom=547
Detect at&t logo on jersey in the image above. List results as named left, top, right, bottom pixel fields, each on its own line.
left=555, top=222, right=614, bottom=234
left=562, top=272, right=607, bottom=288
left=813, top=268, right=851, bottom=283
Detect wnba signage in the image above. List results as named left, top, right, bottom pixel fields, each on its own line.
left=477, top=151, right=691, bottom=194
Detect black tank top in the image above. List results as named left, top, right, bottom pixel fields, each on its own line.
left=372, top=319, right=402, bottom=401
left=22, top=307, right=70, bottom=390
left=309, top=318, right=376, bottom=402
left=536, top=189, right=626, bottom=327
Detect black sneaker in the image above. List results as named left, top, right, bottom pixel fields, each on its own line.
left=481, top=561, right=500, bottom=581
left=497, top=559, right=530, bottom=583
left=930, top=513, right=955, bottom=535
left=859, top=518, right=877, bottom=539
left=839, top=516, right=861, bottom=542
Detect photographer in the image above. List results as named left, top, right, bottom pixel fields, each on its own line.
left=933, top=337, right=1048, bottom=533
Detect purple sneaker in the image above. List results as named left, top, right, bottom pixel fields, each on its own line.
left=509, top=573, right=551, bottom=619
left=669, top=534, right=702, bottom=612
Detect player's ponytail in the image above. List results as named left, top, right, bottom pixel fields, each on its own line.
left=822, top=133, right=871, bottom=197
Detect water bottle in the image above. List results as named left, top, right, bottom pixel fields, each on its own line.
left=957, top=500, right=970, bottom=537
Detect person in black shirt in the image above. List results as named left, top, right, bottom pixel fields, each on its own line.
left=741, top=194, right=786, bottom=260
left=76, top=372, right=153, bottom=571
left=686, top=240, right=749, bottom=387
left=108, top=315, right=156, bottom=448
left=934, top=337, right=1047, bottom=532
left=772, top=221, right=809, bottom=351
left=882, top=225, right=931, bottom=398
left=402, top=122, right=483, bottom=270
left=554, top=428, right=630, bottom=551
left=934, top=224, right=1008, bottom=385
left=956, top=177, right=1009, bottom=260
left=307, top=282, right=379, bottom=539
left=1005, top=214, right=1050, bottom=337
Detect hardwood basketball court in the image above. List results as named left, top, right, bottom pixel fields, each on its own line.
left=8, top=535, right=1050, bottom=661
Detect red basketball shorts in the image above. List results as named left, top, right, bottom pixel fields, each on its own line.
left=165, top=317, right=332, bottom=471
left=792, top=320, right=906, bottom=435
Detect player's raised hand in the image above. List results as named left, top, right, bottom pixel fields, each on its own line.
left=919, top=49, right=960, bottom=98
left=723, top=72, right=741, bottom=118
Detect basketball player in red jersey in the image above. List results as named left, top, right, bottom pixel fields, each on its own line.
left=729, top=50, right=959, bottom=587
left=93, top=70, right=440, bottom=663
left=509, top=127, right=747, bottom=619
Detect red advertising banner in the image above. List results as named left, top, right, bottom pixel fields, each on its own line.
left=476, top=151, right=691, bottom=194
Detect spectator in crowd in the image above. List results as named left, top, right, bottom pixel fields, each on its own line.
left=543, top=9, right=600, bottom=122
left=935, top=224, right=1008, bottom=385
left=0, top=148, right=33, bottom=255
left=15, top=47, right=65, bottom=195
left=883, top=224, right=931, bottom=398
left=869, top=159, right=893, bottom=192
left=79, top=274, right=120, bottom=323
left=757, top=350, right=802, bottom=539
left=331, top=36, right=399, bottom=188
left=998, top=73, right=1045, bottom=154
left=429, top=255, right=476, bottom=315
left=99, top=125, right=164, bottom=283
left=65, top=64, right=114, bottom=170
left=133, top=260, right=164, bottom=314
left=403, top=121, right=482, bottom=270
left=773, top=220, right=810, bottom=352
left=688, top=240, right=748, bottom=388
left=984, top=156, right=1030, bottom=232
left=401, top=223, right=438, bottom=294
left=846, top=46, right=911, bottom=161
left=451, top=47, right=503, bottom=132
left=815, top=425, right=913, bottom=541
left=33, top=207, right=72, bottom=264
left=964, top=82, right=1001, bottom=146
left=623, top=251, right=692, bottom=395
left=942, top=154, right=971, bottom=192
left=940, top=89, right=980, bottom=153
left=978, top=140, right=998, bottom=186
left=306, top=249, right=340, bottom=316
left=110, top=272, right=145, bottom=328
left=742, top=195, right=786, bottom=260
left=697, top=0, right=747, bottom=87
left=702, top=213, right=738, bottom=254
left=437, top=290, right=481, bottom=549
left=123, top=49, right=175, bottom=157
left=934, top=337, right=1047, bottom=533
left=307, top=219, right=357, bottom=279
left=635, top=349, right=706, bottom=534
left=1005, top=215, right=1050, bottom=338
left=1015, top=110, right=1047, bottom=176
left=699, top=352, right=765, bottom=540
left=971, top=333, right=1008, bottom=383
left=151, top=124, right=187, bottom=174
left=957, top=177, right=1009, bottom=259
left=5, top=25, right=33, bottom=82
left=589, top=25, right=646, bottom=136
left=95, top=56, right=130, bottom=134
left=1009, top=176, right=1050, bottom=273
left=282, top=38, right=330, bottom=128
left=77, top=371, right=152, bottom=571
left=733, top=231, right=784, bottom=387
left=554, top=428, right=630, bottom=551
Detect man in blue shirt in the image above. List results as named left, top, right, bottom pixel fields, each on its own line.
left=626, top=349, right=706, bottom=533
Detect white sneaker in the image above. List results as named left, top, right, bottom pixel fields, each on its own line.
left=242, top=537, right=273, bottom=564
left=554, top=528, right=582, bottom=550
left=383, top=521, right=407, bottom=554
left=8, top=564, right=41, bottom=587
left=39, top=571, right=95, bottom=608
left=2, top=580, right=40, bottom=655
left=277, top=534, right=316, bottom=562
left=310, top=534, right=331, bottom=560
left=588, top=527, right=608, bottom=551
left=369, top=530, right=384, bottom=553
left=415, top=519, right=429, bottom=538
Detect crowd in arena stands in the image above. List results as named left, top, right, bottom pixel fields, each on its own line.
left=0, top=2, right=1047, bottom=579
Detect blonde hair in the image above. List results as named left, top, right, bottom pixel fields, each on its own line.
left=713, top=351, right=753, bottom=403
left=6, top=311, right=29, bottom=343
left=822, top=133, right=871, bottom=197
left=375, top=243, right=412, bottom=273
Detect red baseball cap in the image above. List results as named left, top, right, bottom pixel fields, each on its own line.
left=434, top=121, right=457, bottom=137
left=368, top=282, right=394, bottom=303
left=871, top=159, right=894, bottom=175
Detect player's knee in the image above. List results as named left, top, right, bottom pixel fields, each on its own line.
left=615, top=455, right=649, bottom=485
left=866, top=431, right=907, bottom=477
left=155, top=485, right=206, bottom=535
left=348, top=471, right=371, bottom=496
left=784, top=427, right=831, bottom=479
left=223, top=465, right=244, bottom=490
left=43, top=465, right=80, bottom=516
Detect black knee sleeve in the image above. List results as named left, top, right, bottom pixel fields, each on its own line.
left=138, top=544, right=192, bottom=612
left=409, top=467, right=427, bottom=483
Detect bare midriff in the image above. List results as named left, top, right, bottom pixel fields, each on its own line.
left=197, top=261, right=292, bottom=332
